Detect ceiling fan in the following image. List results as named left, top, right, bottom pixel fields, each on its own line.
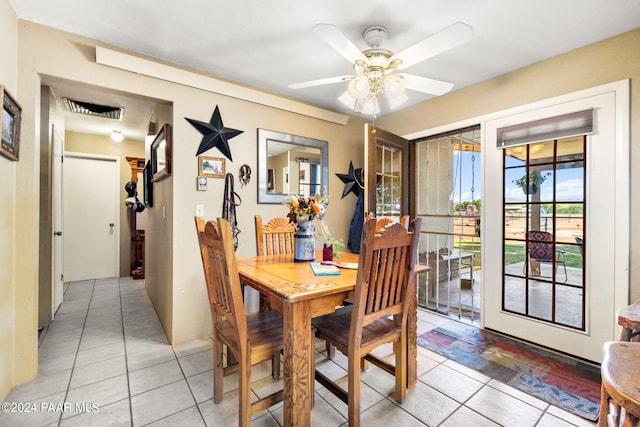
left=289, top=22, right=472, bottom=115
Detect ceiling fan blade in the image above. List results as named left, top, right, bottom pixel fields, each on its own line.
left=288, top=75, right=352, bottom=89
left=391, top=22, right=472, bottom=70
left=401, top=73, right=454, bottom=96
left=313, top=23, right=368, bottom=64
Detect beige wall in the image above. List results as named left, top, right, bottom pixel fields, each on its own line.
left=379, top=28, right=640, bottom=302
left=13, top=20, right=366, bottom=368
left=0, top=0, right=20, bottom=402
left=65, top=132, right=146, bottom=277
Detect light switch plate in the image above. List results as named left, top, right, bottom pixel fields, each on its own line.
left=195, top=204, right=204, bottom=217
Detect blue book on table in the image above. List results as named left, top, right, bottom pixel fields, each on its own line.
left=309, top=262, right=341, bottom=276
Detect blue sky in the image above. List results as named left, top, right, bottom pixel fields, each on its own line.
left=452, top=151, right=584, bottom=203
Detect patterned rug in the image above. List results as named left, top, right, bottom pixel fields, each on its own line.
left=417, top=320, right=601, bottom=421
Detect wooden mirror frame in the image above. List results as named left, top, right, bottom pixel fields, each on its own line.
left=151, top=123, right=172, bottom=182
left=257, top=129, right=329, bottom=204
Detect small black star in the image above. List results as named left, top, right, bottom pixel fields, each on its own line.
left=186, top=105, right=243, bottom=161
left=335, top=161, right=364, bottom=198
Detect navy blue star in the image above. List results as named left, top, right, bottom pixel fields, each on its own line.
left=186, top=105, right=243, bottom=161
left=335, top=161, right=364, bottom=198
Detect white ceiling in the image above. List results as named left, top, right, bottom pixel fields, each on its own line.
left=10, top=0, right=640, bottom=140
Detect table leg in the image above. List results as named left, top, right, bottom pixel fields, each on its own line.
left=283, top=301, right=313, bottom=426
left=407, top=286, right=417, bottom=389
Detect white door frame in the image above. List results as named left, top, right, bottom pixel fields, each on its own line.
left=403, top=79, right=629, bottom=362
left=62, top=152, right=120, bottom=281
left=52, top=124, right=64, bottom=313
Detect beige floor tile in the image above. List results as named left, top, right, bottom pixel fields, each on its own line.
left=466, top=385, right=543, bottom=427
left=58, top=398, right=130, bottom=427
left=68, top=355, right=126, bottom=389
left=177, top=349, right=213, bottom=377
left=361, top=398, right=425, bottom=426
left=144, top=405, right=206, bottom=427
left=130, top=380, right=196, bottom=426
left=393, top=381, right=459, bottom=426
left=129, top=359, right=184, bottom=396
left=64, top=374, right=129, bottom=414
left=419, top=363, right=484, bottom=402
left=440, top=406, right=501, bottom=427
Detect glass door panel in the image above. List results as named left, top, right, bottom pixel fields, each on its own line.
left=502, top=136, right=586, bottom=330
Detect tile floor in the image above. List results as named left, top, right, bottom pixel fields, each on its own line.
left=0, top=277, right=597, bottom=426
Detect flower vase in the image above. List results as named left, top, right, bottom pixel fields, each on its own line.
left=294, top=220, right=316, bottom=262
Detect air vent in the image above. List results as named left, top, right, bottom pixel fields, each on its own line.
left=63, top=98, right=124, bottom=120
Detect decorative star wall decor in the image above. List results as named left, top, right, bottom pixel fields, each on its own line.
left=335, top=161, right=364, bottom=198
left=185, top=105, right=243, bottom=161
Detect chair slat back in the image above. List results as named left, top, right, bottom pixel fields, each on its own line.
left=255, top=215, right=296, bottom=256
left=195, top=217, right=247, bottom=346
left=527, top=230, right=554, bottom=261
left=354, top=217, right=422, bottom=330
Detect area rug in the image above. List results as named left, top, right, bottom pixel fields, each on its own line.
left=417, top=320, right=601, bottom=421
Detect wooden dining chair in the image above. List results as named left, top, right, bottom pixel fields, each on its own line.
left=254, top=214, right=297, bottom=312
left=255, top=214, right=296, bottom=256
left=374, top=217, right=394, bottom=232
left=313, top=217, right=422, bottom=426
left=195, top=216, right=284, bottom=426
left=599, top=341, right=640, bottom=426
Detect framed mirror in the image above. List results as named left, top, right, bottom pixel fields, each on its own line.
left=151, top=123, right=172, bottom=182
left=258, top=129, right=329, bottom=204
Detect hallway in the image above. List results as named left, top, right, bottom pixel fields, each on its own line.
left=1, top=277, right=596, bottom=426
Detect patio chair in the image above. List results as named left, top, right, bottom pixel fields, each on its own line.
left=525, top=230, right=567, bottom=283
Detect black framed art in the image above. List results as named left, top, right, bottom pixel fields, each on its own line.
left=143, top=160, right=153, bottom=207
left=151, top=123, right=172, bottom=182
left=0, top=85, right=21, bottom=161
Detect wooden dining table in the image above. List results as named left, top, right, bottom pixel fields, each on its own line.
left=236, top=251, right=420, bottom=426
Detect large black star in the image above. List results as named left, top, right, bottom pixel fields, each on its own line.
left=186, top=105, right=243, bottom=161
left=335, top=161, right=364, bottom=199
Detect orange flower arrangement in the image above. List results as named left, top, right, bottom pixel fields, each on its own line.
left=286, top=194, right=326, bottom=224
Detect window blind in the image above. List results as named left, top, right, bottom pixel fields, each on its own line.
left=496, top=109, right=593, bottom=149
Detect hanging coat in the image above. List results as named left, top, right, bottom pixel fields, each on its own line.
left=347, top=191, right=364, bottom=253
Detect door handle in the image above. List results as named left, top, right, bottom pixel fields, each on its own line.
left=54, top=231, right=62, bottom=236
left=109, top=223, right=115, bottom=228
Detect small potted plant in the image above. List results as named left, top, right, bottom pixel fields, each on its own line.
left=322, top=236, right=345, bottom=261
left=513, top=170, right=550, bottom=195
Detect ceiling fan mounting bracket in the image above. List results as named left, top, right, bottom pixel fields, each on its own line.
left=363, top=25, right=388, bottom=48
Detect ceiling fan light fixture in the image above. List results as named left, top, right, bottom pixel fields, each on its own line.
left=296, top=22, right=472, bottom=116
left=383, top=74, right=406, bottom=98
left=338, top=90, right=358, bottom=110
left=348, top=77, right=370, bottom=99
left=361, top=95, right=380, bottom=115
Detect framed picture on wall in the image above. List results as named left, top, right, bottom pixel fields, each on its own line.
left=143, top=160, right=153, bottom=207
left=198, top=155, right=225, bottom=178
left=151, top=123, right=171, bottom=182
left=0, top=85, right=22, bottom=161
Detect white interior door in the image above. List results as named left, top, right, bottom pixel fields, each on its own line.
left=483, top=81, right=629, bottom=362
left=63, top=153, right=119, bottom=281
left=52, top=125, right=64, bottom=312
